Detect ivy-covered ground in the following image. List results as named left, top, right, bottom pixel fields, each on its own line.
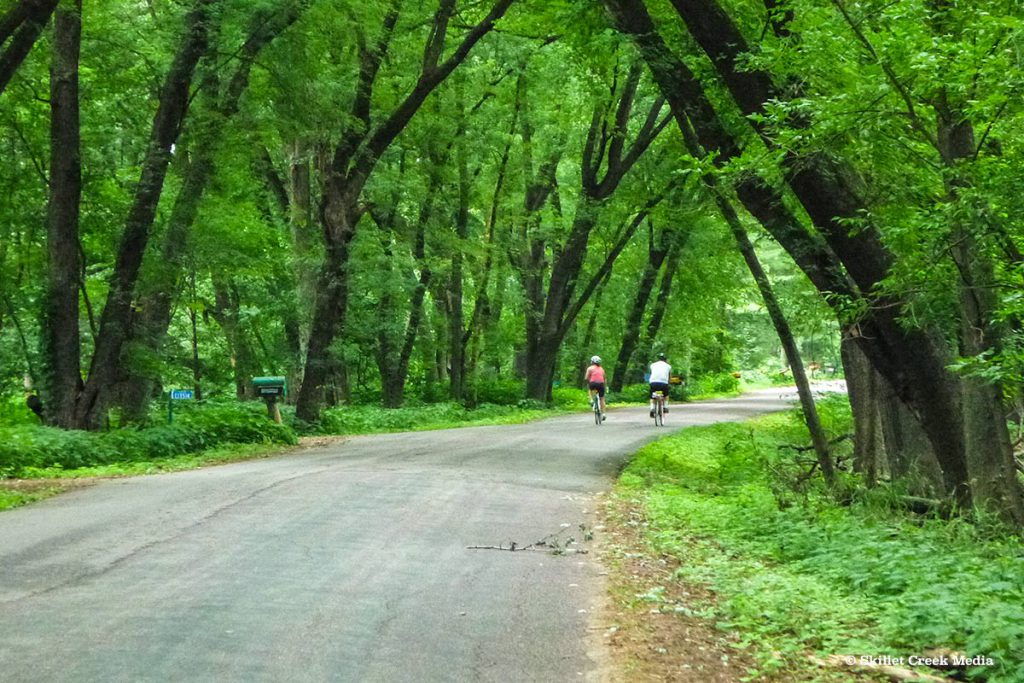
left=605, top=401, right=1024, bottom=682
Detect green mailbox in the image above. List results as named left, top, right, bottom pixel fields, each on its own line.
left=252, top=376, right=287, bottom=398
left=252, top=376, right=287, bottom=423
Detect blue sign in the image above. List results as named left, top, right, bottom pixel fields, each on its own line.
left=170, top=390, right=194, bottom=400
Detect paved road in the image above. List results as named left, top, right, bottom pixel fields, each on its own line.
left=0, top=391, right=791, bottom=682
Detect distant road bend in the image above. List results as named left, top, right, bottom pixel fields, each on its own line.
left=0, top=391, right=792, bottom=682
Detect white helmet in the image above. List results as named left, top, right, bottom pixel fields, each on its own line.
left=591, top=356, right=602, bottom=364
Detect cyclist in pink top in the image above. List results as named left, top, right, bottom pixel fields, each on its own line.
left=584, top=356, right=607, bottom=420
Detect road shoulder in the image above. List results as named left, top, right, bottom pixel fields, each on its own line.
left=590, top=494, right=757, bottom=681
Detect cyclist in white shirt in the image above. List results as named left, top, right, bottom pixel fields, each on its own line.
left=649, top=353, right=672, bottom=417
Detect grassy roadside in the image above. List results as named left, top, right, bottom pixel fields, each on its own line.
left=609, top=405, right=1024, bottom=683
left=310, top=403, right=563, bottom=435
left=0, top=403, right=568, bottom=512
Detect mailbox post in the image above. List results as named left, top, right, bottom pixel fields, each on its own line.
left=252, top=376, right=286, bottom=423
left=167, top=389, right=194, bottom=424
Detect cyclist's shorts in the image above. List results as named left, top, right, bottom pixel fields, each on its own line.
left=650, top=382, right=671, bottom=397
left=589, top=381, right=606, bottom=398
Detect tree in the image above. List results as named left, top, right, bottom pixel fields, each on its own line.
left=605, top=0, right=978, bottom=510
left=41, top=0, right=81, bottom=427
left=294, top=0, right=516, bottom=422
left=116, top=1, right=309, bottom=421
left=43, top=0, right=220, bottom=429
left=510, top=58, right=672, bottom=401
left=610, top=218, right=689, bottom=392
left=0, top=0, right=58, bottom=97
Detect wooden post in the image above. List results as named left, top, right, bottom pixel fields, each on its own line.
left=266, top=396, right=282, bottom=424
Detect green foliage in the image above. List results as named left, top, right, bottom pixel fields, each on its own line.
left=0, top=401, right=296, bottom=478
left=685, top=371, right=740, bottom=398
left=606, top=373, right=742, bottom=404
left=551, top=386, right=590, bottom=410
left=173, top=401, right=297, bottom=445
left=618, top=411, right=1024, bottom=681
left=0, top=396, right=39, bottom=426
left=606, top=383, right=655, bottom=404
left=0, top=488, right=55, bottom=511
left=464, top=378, right=528, bottom=406
left=303, top=402, right=556, bottom=436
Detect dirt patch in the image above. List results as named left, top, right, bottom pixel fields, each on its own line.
left=297, top=435, right=349, bottom=450
left=1, top=478, right=98, bottom=493
left=590, top=495, right=757, bottom=682
left=591, top=496, right=900, bottom=683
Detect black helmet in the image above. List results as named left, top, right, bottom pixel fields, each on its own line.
left=658, top=352, right=666, bottom=360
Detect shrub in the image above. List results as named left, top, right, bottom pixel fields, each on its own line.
left=0, top=401, right=296, bottom=478
left=463, top=378, right=526, bottom=406
left=0, top=396, right=39, bottom=426
left=686, top=371, right=740, bottom=397
left=606, top=383, right=666, bottom=404
left=551, top=386, right=589, bottom=409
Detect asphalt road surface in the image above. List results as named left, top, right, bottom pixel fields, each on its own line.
left=0, top=391, right=792, bottom=682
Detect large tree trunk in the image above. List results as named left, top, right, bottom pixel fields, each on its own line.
left=281, top=141, right=318, bottom=401
left=879, top=374, right=945, bottom=495
left=525, top=340, right=559, bottom=403
left=611, top=221, right=670, bottom=392
left=0, top=0, right=58, bottom=97
left=842, top=339, right=881, bottom=487
left=295, top=0, right=513, bottom=422
left=72, top=0, right=216, bottom=429
left=844, top=338, right=946, bottom=495
left=935, top=92, right=1024, bottom=523
left=522, top=203, right=597, bottom=401
left=42, top=0, right=82, bottom=428
left=607, top=0, right=971, bottom=508
left=515, top=61, right=670, bottom=401
left=448, top=131, right=470, bottom=401
left=295, top=223, right=355, bottom=422
left=114, top=4, right=306, bottom=422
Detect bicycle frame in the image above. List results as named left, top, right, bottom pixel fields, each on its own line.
left=651, top=390, right=665, bottom=426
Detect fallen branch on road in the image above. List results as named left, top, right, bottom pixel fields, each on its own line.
left=466, top=543, right=589, bottom=554
left=467, top=527, right=591, bottom=555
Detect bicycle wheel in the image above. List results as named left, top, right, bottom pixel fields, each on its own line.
left=655, top=399, right=663, bottom=426
left=593, top=397, right=602, bottom=425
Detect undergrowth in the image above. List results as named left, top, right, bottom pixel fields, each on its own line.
left=302, top=402, right=560, bottom=435
left=0, top=488, right=55, bottom=510
left=617, top=402, right=1024, bottom=682
left=0, top=400, right=296, bottom=479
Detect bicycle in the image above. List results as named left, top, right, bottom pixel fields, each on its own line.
left=591, top=391, right=604, bottom=425
left=651, top=390, right=665, bottom=427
